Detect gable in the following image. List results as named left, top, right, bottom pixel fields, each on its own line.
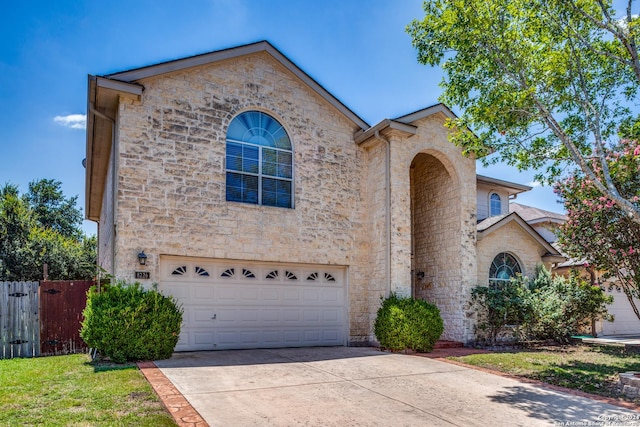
left=86, top=41, right=369, bottom=221
left=477, top=212, right=563, bottom=260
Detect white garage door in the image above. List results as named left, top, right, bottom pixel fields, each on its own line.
left=159, top=257, right=348, bottom=351
left=601, top=288, right=640, bottom=336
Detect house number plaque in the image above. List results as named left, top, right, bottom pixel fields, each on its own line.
left=135, top=271, right=150, bottom=280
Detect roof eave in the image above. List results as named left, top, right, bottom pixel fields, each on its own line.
left=85, top=76, right=143, bottom=221
left=542, top=254, right=568, bottom=263
left=354, top=119, right=417, bottom=145
left=107, top=41, right=369, bottom=131
left=393, top=103, right=458, bottom=123
left=476, top=174, right=532, bottom=195
left=477, top=212, right=562, bottom=256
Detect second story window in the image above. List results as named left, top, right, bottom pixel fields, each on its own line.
left=225, top=111, right=293, bottom=208
left=490, top=193, right=501, bottom=216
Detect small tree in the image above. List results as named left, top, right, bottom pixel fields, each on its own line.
left=556, top=138, right=640, bottom=321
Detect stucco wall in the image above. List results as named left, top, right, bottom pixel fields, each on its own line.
left=476, top=183, right=509, bottom=221
left=111, top=52, right=376, bottom=342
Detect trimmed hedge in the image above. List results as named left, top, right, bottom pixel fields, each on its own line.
left=80, top=281, right=183, bottom=363
left=374, top=293, right=444, bottom=352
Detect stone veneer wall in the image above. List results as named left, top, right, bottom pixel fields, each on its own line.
left=362, top=140, right=389, bottom=342
left=412, top=153, right=461, bottom=335
left=388, top=115, right=477, bottom=343
left=110, top=52, right=377, bottom=343
left=476, top=220, right=551, bottom=287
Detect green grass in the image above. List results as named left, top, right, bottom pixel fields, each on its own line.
left=0, top=353, right=177, bottom=427
left=450, top=345, right=640, bottom=402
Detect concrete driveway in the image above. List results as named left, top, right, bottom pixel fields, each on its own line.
left=154, top=347, right=639, bottom=426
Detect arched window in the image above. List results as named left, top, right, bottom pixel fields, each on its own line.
left=226, top=111, right=293, bottom=208
left=489, top=252, right=522, bottom=288
left=490, top=193, right=501, bottom=216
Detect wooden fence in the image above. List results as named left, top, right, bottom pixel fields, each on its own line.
left=0, top=282, right=39, bottom=359
left=0, top=280, right=93, bottom=359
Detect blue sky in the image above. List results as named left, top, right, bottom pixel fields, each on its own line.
left=1, top=0, right=570, bottom=235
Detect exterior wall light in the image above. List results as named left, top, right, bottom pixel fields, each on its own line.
left=137, top=251, right=148, bottom=266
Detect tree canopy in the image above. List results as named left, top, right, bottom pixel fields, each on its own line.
left=407, top=0, right=640, bottom=223
left=556, top=137, right=640, bottom=320
left=0, top=179, right=96, bottom=281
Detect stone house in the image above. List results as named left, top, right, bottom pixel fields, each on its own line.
left=85, top=41, right=563, bottom=351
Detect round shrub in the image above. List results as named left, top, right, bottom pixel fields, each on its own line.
left=374, top=293, right=444, bottom=352
left=80, top=281, right=183, bottom=363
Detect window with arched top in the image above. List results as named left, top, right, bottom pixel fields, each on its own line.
left=490, top=193, right=501, bottom=216
left=226, top=111, right=293, bottom=208
left=489, top=252, right=522, bottom=288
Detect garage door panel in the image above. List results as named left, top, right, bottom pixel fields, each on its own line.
left=192, top=308, right=215, bottom=326
left=323, top=309, right=339, bottom=321
left=283, top=289, right=301, bottom=301
left=193, top=286, right=216, bottom=300
left=262, top=309, right=280, bottom=322
left=262, top=288, right=280, bottom=300
left=218, top=287, right=237, bottom=300
left=159, top=257, right=347, bottom=351
left=304, top=310, right=320, bottom=322
left=239, top=288, right=259, bottom=300
left=238, top=309, right=259, bottom=322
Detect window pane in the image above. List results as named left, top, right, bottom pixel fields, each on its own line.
left=490, top=193, right=501, bottom=216
left=242, top=175, right=258, bottom=204
left=262, top=148, right=278, bottom=176
left=242, top=145, right=258, bottom=173
left=272, top=127, right=291, bottom=150
left=226, top=142, right=243, bottom=171
left=226, top=172, right=243, bottom=202
left=262, top=178, right=291, bottom=208
left=276, top=180, right=292, bottom=208
left=277, top=151, right=293, bottom=178
left=226, top=172, right=258, bottom=204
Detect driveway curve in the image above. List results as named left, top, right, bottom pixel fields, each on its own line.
left=154, top=347, right=639, bottom=426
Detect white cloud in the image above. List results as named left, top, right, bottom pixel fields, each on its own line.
left=54, top=114, right=86, bottom=130
left=527, top=181, right=541, bottom=188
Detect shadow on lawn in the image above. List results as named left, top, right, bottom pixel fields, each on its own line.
left=85, top=359, right=138, bottom=373
left=513, top=345, right=640, bottom=398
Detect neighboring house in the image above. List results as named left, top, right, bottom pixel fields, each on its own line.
left=84, top=41, right=564, bottom=351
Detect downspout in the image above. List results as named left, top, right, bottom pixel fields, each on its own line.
left=89, top=103, right=117, bottom=281
left=374, top=130, right=391, bottom=296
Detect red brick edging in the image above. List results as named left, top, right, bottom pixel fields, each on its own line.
left=137, top=361, right=209, bottom=427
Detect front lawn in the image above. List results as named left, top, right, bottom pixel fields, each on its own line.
left=450, top=345, right=640, bottom=402
left=0, top=353, right=176, bottom=426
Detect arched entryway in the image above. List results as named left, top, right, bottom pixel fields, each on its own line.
left=410, top=152, right=461, bottom=340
